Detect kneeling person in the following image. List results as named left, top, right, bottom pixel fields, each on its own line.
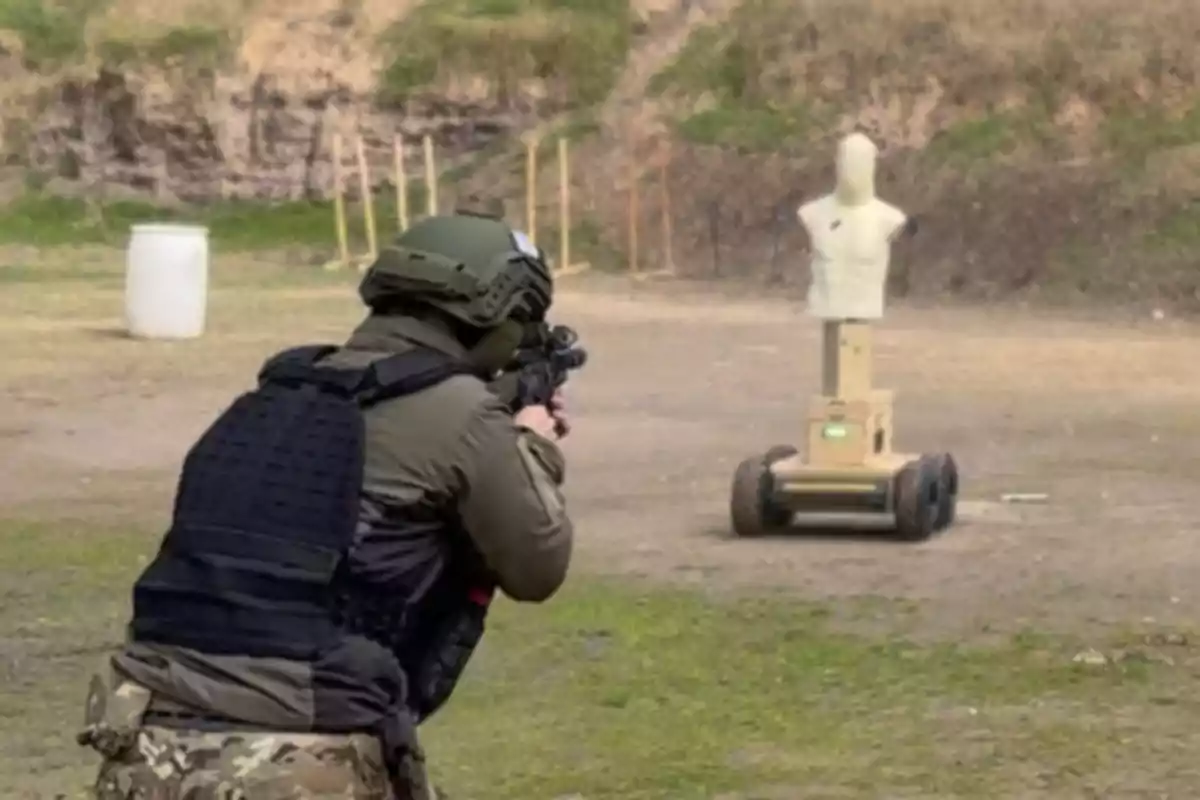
left=78, top=214, right=575, bottom=799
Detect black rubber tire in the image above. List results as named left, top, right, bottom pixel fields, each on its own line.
left=730, top=448, right=794, bottom=538
left=931, top=452, right=959, bottom=530
left=760, top=445, right=797, bottom=529
left=764, top=444, right=799, bottom=464
left=893, top=458, right=939, bottom=542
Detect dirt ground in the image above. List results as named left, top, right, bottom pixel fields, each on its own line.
left=3, top=254, right=1197, bottom=641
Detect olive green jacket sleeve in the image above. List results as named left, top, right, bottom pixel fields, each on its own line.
left=451, top=395, right=574, bottom=602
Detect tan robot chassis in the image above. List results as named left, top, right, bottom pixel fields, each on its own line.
left=729, top=319, right=958, bottom=541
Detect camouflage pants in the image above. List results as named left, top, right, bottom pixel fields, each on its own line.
left=92, top=726, right=400, bottom=800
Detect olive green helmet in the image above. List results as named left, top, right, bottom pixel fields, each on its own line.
left=358, top=214, right=552, bottom=328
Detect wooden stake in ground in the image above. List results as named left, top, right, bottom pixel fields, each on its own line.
left=628, top=164, right=639, bottom=274
left=660, top=146, right=675, bottom=274
left=524, top=134, right=538, bottom=243
left=331, top=133, right=350, bottom=269
left=394, top=136, right=408, bottom=232
left=557, top=136, right=569, bottom=271
left=422, top=135, right=437, bottom=216
left=355, top=135, right=377, bottom=262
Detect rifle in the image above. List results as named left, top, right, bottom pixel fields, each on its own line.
left=492, top=322, right=588, bottom=433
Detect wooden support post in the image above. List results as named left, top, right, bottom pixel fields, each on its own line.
left=557, top=136, right=569, bottom=271
left=354, top=135, right=377, bottom=261
left=524, top=135, right=538, bottom=242
left=660, top=148, right=674, bottom=274
left=331, top=133, right=349, bottom=269
left=628, top=166, right=639, bottom=274
left=422, top=134, right=437, bottom=216
left=393, top=136, right=408, bottom=231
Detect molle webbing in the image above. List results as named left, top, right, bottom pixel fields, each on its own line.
left=129, top=346, right=470, bottom=660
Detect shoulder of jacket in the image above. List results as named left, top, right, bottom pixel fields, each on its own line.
left=364, top=370, right=500, bottom=421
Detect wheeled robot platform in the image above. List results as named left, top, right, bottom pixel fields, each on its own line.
left=730, top=445, right=958, bottom=541
left=729, top=387, right=958, bottom=541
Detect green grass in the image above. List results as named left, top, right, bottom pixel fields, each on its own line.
left=539, top=217, right=623, bottom=271
left=647, top=25, right=730, bottom=99
left=0, top=0, right=103, bottom=67
left=478, top=109, right=602, bottom=182
left=1034, top=193, right=1200, bottom=302
left=648, top=16, right=822, bottom=151
left=1, top=2, right=232, bottom=70
left=648, top=2, right=813, bottom=111
left=922, top=109, right=1059, bottom=166
left=2, top=515, right=1196, bottom=798
left=436, top=109, right=601, bottom=189
left=926, top=115, right=1022, bottom=163
left=376, top=0, right=633, bottom=107
left=0, top=0, right=102, bottom=68
left=97, top=23, right=235, bottom=69
left=0, top=168, right=603, bottom=258
left=536, top=110, right=602, bottom=161
left=1103, top=102, right=1200, bottom=164
left=652, top=0, right=1200, bottom=164
left=675, top=104, right=816, bottom=152
left=1146, top=199, right=1200, bottom=250
left=0, top=191, right=434, bottom=251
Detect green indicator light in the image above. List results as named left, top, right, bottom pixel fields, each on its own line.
left=822, top=423, right=847, bottom=439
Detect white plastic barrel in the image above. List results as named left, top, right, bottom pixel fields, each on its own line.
left=124, top=223, right=210, bottom=339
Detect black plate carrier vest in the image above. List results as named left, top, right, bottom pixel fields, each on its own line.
left=129, top=344, right=473, bottom=704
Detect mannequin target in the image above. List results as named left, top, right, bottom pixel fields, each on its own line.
left=728, top=133, right=959, bottom=542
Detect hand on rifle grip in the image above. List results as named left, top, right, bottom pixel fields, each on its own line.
left=549, top=389, right=570, bottom=438
left=514, top=404, right=560, bottom=440
left=513, top=390, right=569, bottom=440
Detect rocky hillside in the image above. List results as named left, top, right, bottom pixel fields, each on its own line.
left=644, top=0, right=1200, bottom=306
left=3, top=0, right=1200, bottom=305
left=3, top=0, right=647, bottom=202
